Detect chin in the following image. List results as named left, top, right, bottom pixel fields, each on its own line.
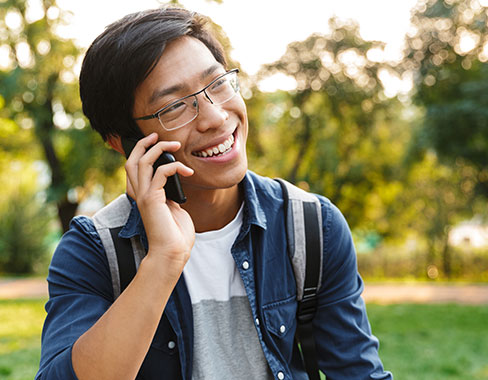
left=183, top=162, right=247, bottom=192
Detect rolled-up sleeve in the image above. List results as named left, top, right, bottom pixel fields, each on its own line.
left=36, top=216, right=114, bottom=380
left=314, top=199, right=392, bottom=379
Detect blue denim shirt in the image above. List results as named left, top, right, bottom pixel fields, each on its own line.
left=36, top=171, right=392, bottom=380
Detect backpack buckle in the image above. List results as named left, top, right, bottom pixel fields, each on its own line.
left=297, top=287, right=317, bottom=324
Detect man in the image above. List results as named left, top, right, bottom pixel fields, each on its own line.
left=37, top=6, right=392, bottom=380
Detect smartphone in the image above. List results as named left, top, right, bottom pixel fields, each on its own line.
left=121, top=137, right=187, bottom=204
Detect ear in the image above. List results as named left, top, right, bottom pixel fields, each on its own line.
left=106, top=134, right=125, bottom=155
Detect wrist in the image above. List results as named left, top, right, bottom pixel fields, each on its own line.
left=139, top=249, right=189, bottom=284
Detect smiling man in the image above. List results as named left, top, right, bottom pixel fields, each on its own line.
left=36, top=7, right=392, bottom=380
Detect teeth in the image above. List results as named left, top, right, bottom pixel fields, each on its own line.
left=194, top=134, right=235, bottom=157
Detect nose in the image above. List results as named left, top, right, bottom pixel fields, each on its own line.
left=194, top=93, right=229, bottom=132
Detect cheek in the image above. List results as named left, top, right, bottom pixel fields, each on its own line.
left=137, top=124, right=159, bottom=138
left=156, top=126, right=186, bottom=143
left=236, top=96, right=247, bottom=115
left=159, top=130, right=189, bottom=161
left=232, top=97, right=248, bottom=131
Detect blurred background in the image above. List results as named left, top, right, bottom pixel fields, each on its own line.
left=0, top=0, right=487, bottom=379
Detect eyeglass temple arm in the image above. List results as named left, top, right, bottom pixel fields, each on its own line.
left=134, top=114, right=158, bottom=121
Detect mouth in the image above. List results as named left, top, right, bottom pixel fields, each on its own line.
left=192, top=131, right=236, bottom=158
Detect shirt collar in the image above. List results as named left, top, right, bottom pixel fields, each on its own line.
left=119, top=170, right=268, bottom=240
left=241, top=171, right=267, bottom=230
left=119, top=195, right=146, bottom=240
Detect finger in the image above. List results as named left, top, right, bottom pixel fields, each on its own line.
left=138, top=140, right=181, bottom=169
left=125, top=133, right=159, bottom=193
left=126, top=176, right=136, bottom=199
left=137, top=141, right=182, bottom=193
left=150, top=162, right=194, bottom=193
left=126, top=133, right=158, bottom=164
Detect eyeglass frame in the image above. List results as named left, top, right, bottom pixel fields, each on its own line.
left=133, top=68, right=240, bottom=131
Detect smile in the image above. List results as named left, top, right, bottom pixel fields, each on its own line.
left=192, top=134, right=235, bottom=158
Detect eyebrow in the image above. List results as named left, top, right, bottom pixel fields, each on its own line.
left=148, top=63, right=223, bottom=106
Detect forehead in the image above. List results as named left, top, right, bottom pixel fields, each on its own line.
left=161, top=36, right=219, bottom=73
left=140, top=37, right=222, bottom=95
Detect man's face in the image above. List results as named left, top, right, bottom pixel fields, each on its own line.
left=133, top=36, right=248, bottom=193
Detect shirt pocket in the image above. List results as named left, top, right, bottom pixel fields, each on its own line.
left=138, top=316, right=182, bottom=379
left=262, top=295, right=297, bottom=361
left=149, top=315, right=179, bottom=355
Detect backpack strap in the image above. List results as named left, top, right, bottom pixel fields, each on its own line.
left=276, top=178, right=323, bottom=380
left=92, top=194, right=145, bottom=299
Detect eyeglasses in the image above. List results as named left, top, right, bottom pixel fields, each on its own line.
left=134, top=68, right=240, bottom=131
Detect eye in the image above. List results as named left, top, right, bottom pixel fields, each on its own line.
left=159, top=100, right=188, bottom=122
left=161, top=101, right=186, bottom=115
left=210, top=77, right=228, bottom=92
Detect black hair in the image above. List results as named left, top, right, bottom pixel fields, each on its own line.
left=79, top=7, right=227, bottom=141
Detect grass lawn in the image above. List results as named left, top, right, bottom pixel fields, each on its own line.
left=0, top=299, right=487, bottom=380
left=367, top=303, right=488, bottom=380
left=0, top=299, right=46, bottom=380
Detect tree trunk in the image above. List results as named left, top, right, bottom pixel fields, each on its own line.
left=441, top=229, right=452, bottom=279
left=289, top=113, right=312, bottom=183
left=36, top=73, right=78, bottom=232
left=57, top=198, right=79, bottom=233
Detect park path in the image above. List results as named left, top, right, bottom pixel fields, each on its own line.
left=0, top=277, right=49, bottom=299
left=1, top=277, right=488, bottom=304
left=363, top=283, right=488, bottom=305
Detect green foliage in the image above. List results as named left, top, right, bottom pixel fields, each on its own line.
left=0, top=150, right=54, bottom=275
left=0, top=0, right=124, bottom=232
left=358, top=242, right=488, bottom=282
left=385, top=152, right=479, bottom=278
left=251, top=18, right=410, bottom=235
left=404, top=0, right=488, bottom=195
left=246, top=5, right=488, bottom=280
left=0, top=191, right=52, bottom=274
left=0, top=116, right=56, bottom=274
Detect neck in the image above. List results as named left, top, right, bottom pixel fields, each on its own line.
left=181, top=184, right=243, bottom=233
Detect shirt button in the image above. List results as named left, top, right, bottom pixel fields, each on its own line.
left=167, top=341, right=176, bottom=350
left=280, top=325, right=286, bottom=334
left=277, top=372, right=285, bottom=380
left=255, top=318, right=260, bottom=326
left=242, top=261, right=250, bottom=270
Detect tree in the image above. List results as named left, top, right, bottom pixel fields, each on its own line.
left=0, top=112, right=53, bottom=273
left=0, top=0, right=123, bottom=232
left=394, top=152, right=477, bottom=278
left=251, top=18, right=410, bottom=234
left=403, top=0, right=488, bottom=196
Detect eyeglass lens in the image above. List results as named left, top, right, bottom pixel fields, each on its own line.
left=157, top=71, right=239, bottom=131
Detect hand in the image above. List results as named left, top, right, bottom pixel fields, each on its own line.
left=124, top=133, right=195, bottom=271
